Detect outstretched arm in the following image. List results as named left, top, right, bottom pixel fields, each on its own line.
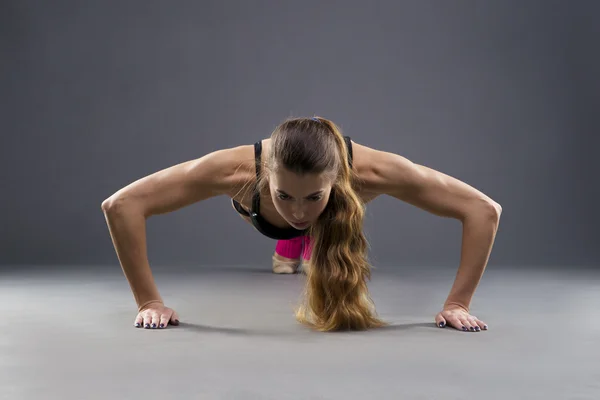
left=370, top=151, right=502, bottom=314
left=101, top=147, right=243, bottom=311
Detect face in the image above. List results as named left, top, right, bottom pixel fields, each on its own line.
left=268, top=168, right=333, bottom=229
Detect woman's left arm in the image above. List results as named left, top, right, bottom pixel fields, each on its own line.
left=368, top=150, right=502, bottom=328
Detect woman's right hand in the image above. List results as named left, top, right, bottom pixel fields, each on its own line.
left=134, top=301, right=180, bottom=329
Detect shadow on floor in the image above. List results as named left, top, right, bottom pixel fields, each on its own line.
left=148, top=320, right=460, bottom=338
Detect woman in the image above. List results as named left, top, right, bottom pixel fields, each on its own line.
left=101, top=116, right=502, bottom=332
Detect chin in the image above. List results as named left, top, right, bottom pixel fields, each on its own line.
left=290, top=221, right=311, bottom=229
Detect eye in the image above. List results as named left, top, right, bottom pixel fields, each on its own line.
left=310, top=196, right=322, bottom=201
left=277, top=194, right=290, bottom=200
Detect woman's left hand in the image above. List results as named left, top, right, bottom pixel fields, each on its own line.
left=435, top=305, right=488, bottom=332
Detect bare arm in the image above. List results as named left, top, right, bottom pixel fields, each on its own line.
left=369, top=151, right=502, bottom=311
left=101, top=147, right=243, bottom=311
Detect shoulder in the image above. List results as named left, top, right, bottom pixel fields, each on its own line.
left=203, top=144, right=258, bottom=194
left=349, top=139, right=421, bottom=196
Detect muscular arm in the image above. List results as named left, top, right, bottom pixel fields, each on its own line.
left=101, top=147, right=244, bottom=311
left=369, top=151, right=502, bottom=311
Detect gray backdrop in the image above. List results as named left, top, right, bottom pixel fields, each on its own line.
left=2, top=0, right=598, bottom=269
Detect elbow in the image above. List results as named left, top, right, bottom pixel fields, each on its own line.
left=465, top=198, right=501, bottom=222
left=101, top=198, right=112, bottom=212
left=102, top=195, right=146, bottom=219
left=481, top=199, right=502, bottom=223
left=101, top=195, right=128, bottom=214
left=101, top=195, right=120, bottom=213
left=489, top=200, right=502, bottom=220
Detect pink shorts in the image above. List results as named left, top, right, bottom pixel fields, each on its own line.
left=275, top=236, right=312, bottom=260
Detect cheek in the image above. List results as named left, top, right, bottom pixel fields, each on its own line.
left=274, top=201, right=289, bottom=213
left=273, top=199, right=293, bottom=216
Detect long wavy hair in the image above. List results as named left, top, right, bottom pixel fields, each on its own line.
left=256, top=116, right=388, bottom=331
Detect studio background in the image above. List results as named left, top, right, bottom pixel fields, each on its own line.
left=2, top=0, right=598, bottom=271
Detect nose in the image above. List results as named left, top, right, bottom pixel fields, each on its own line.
left=292, top=204, right=305, bottom=220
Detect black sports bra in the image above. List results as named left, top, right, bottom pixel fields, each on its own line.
left=232, top=136, right=354, bottom=240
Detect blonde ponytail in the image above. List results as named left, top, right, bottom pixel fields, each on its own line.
left=294, top=118, right=387, bottom=331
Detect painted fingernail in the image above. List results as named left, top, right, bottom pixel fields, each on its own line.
left=145, top=323, right=150, bottom=328
left=439, top=322, right=445, bottom=328
left=462, top=326, right=468, bottom=331
left=152, top=323, right=157, bottom=328
left=135, top=323, right=141, bottom=327
left=159, top=323, right=165, bottom=328
left=475, top=327, right=481, bottom=331
left=470, top=327, right=475, bottom=331
left=483, top=325, right=488, bottom=330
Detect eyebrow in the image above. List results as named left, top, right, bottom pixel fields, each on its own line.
left=276, top=189, right=324, bottom=198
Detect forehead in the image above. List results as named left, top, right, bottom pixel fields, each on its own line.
left=271, top=169, right=331, bottom=193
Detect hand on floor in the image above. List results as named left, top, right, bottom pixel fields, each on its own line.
left=134, top=301, right=180, bottom=329
left=435, top=305, right=488, bottom=332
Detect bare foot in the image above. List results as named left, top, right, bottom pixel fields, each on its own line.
left=298, top=258, right=311, bottom=275
left=272, top=253, right=300, bottom=274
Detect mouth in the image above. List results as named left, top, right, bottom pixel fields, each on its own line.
left=292, top=221, right=309, bottom=228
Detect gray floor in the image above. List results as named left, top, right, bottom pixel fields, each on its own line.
left=1, top=264, right=599, bottom=400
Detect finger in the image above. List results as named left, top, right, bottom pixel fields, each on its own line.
left=144, top=312, right=157, bottom=329
left=134, top=314, right=143, bottom=328
left=435, top=314, right=446, bottom=328
left=142, top=312, right=152, bottom=329
left=461, top=316, right=475, bottom=332
left=159, top=313, right=170, bottom=329
left=170, top=311, right=180, bottom=326
left=467, top=317, right=480, bottom=332
left=474, top=317, right=488, bottom=330
left=446, top=315, right=464, bottom=331
left=455, top=316, right=469, bottom=332
left=151, top=313, right=160, bottom=329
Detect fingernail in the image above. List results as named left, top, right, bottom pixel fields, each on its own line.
left=475, top=327, right=481, bottom=331
left=462, top=326, right=468, bottom=331
left=438, top=322, right=445, bottom=328
left=135, top=323, right=140, bottom=327
left=145, top=323, right=150, bottom=328
left=470, top=327, right=475, bottom=331
left=159, top=323, right=164, bottom=328
left=152, top=323, right=157, bottom=329
left=483, top=325, right=488, bottom=329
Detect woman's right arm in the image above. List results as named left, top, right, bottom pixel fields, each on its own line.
left=101, top=147, right=243, bottom=311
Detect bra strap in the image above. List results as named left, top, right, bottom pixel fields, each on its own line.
left=251, top=141, right=262, bottom=216
left=344, top=136, right=353, bottom=168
